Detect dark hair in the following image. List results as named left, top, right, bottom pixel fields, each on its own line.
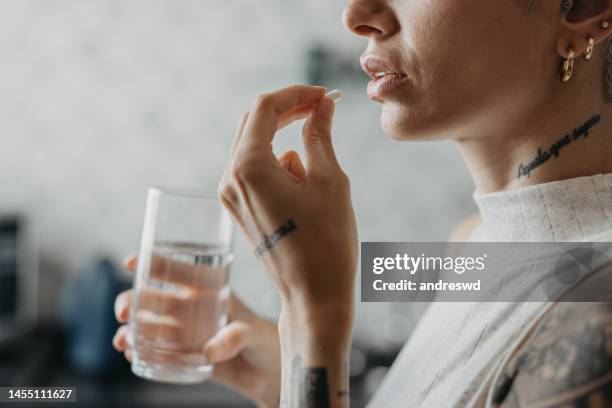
left=604, top=37, right=612, bottom=102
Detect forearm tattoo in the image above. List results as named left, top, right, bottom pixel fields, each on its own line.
left=493, top=302, right=612, bottom=407
left=253, top=219, right=297, bottom=257
left=517, top=114, right=602, bottom=179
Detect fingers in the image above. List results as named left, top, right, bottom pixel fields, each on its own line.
left=115, top=309, right=220, bottom=352
left=203, top=321, right=253, bottom=364
left=241, top=85, right=326, bottom=149
left=120, top=258, right=256, bottom=323
left=122, top=254, right=225, bottom=288
left=302, top=96, right=341, bottom=176
left=114, top=290, right=132, bottom=323
left=113, top=293, right=266, bottom=371
left=277, top=105, right=316, bottom=131
left=113, top=300, right=182, bottom=351
left=132, top=311, right=183, bottom=343
left=113, top=325, right=129, bottom=351
left=131, top=308, right=221, bottom=349
left=278, top=150, right=306, bottom=183
left=304, top=96, right=335, bottom=146
left=112, top=326, right=134, bottom=362
left=122, top=254, right=137, bottom=272
left=124, top=348, right=133, bottom=363
left=114, top=285, right=225, bottom=350
left=222, top=105, right=311, bottom=184
left=223, top=112, right=250, bottom=180
left=203, top=293, right=258, bottom=364
left=116, top=287, right=181, bottom=320
left=115, top=285, right=227, bottom=326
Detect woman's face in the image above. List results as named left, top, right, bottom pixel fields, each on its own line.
left=343, top=0, right=561, bottom=141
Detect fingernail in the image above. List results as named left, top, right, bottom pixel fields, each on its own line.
left=112, top=333, right=120, bottom=349
left=119, top=307, right=128, bottom=322
left=115, top=295, right=128, bottom=322
left=116, top=335, right=125, bottom=350
left=123, top=254, right=137, bottom=269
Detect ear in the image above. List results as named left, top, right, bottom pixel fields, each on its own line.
left=556, top=0, right=612, bottom=58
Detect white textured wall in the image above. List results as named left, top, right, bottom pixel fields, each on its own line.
left=0, top=0, right=475, bottom=348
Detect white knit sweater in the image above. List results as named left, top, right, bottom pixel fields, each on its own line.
left=368, top=173, right=612, bottom=408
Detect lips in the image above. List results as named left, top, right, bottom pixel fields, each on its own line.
left=360, top=55, right=408, bottom=101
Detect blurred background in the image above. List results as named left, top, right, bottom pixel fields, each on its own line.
left=0, top=0, right=475, bottom=406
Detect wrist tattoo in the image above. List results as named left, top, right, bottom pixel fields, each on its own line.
left=517, top=114, right=601, bottom=179
left=254, top=219, right=297, bottom=257
left=292, top=354, right=330, bottom=408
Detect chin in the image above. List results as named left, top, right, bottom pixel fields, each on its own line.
left=379, top=102, right=440, bottom=141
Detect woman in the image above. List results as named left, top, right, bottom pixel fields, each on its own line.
left=113, top=0, right=612, bottom=406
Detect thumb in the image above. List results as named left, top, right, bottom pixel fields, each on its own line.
left=203, top=321, right=252, bottom=364
left=302, top=97, right=340, bottom=176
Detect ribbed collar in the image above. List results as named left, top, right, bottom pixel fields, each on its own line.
left=470, top=173, right=612, bottom=242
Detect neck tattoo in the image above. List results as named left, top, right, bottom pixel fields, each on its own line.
left=517, top=114, right=602, bottom=179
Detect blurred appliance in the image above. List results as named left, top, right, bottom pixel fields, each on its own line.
left=0, top=215, right=37, bottom=344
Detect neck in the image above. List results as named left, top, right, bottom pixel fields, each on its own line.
left=456, top=59, right=612, bottom=194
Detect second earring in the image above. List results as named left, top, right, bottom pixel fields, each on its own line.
left=584, top=37, right=594, bottom=60
left=562, top=49, right=575, bottom=82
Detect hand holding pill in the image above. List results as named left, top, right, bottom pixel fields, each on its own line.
left=218, top=84, right=357, bottom=315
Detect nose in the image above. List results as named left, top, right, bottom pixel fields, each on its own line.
left=342, top=0, right=399, bottom=39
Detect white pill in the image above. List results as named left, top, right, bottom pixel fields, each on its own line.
left=325, top=89, right=343, bottom=103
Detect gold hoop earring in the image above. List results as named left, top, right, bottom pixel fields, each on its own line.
left=561, top=49, right=575, bottom=82
left=584, top=37, right=595, bottom=60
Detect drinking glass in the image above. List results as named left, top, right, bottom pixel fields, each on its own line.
left=128, top=187, right=233, bottom=383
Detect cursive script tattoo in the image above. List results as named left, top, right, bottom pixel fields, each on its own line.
left=517, top=114, right=602, bottom=179
left=494, top=302, right=612, bottom=407
left=519, top=0, right=537, bottom=14
left=254, top=219, right=297, bottom=257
